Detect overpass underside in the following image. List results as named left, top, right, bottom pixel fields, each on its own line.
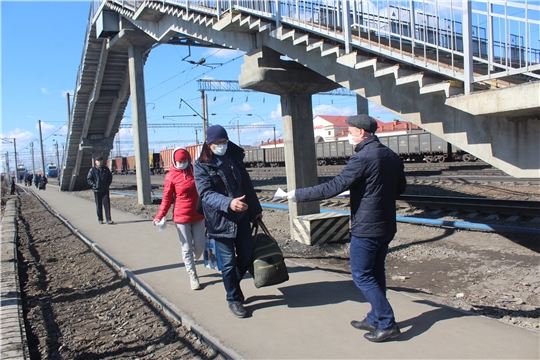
left=62, top=1, right=539, bottom=194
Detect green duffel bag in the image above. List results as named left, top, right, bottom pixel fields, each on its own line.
left=250, top=220, right=289, bottom=288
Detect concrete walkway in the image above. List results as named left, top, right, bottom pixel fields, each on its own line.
left=26, top=186, right=540, bottom=359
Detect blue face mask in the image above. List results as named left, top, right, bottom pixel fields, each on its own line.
left=212, top=144, right=227, bottom=156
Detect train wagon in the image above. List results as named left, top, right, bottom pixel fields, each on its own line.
left=112, top=157, right=127, bottom=174
left=126, top=155, right=136, bottom=175
left=149, top=153, right=161, bottom=174
left=45, top=163, right=58, bottom=177
left=16, top=165, right=27, bottom=183
left=248, top=132, right=475, bottom=167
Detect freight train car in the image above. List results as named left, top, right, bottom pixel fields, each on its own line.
left=126, top=155, right=136, bottom=175
left=149, top=153, right=161, bottom=175
left=244, top=132, right=475, bottom=167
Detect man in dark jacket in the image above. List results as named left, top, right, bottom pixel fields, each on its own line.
left=87, top=156, right=114, bottom=224
left=194, top=125, right=263, bottom=318
left=287, top=114, right=406, bottom=342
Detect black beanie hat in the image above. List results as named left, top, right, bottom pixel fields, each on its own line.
left=206, top=125, right=229, bottom=144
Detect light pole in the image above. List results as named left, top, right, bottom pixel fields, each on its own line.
left=247, top=114, right=277, bottom=147
left=229, top=115, right=241, bottom=145
left=1, top=137, right=18, bottom=177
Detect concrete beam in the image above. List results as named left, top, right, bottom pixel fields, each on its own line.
left=445, top=81, right=540, bottom=117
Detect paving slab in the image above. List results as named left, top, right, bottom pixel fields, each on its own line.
left=30, top=186, right=540, bottom=359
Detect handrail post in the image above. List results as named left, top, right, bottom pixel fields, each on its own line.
left=462, top=0, right=473, bottom=94
left=275, top=0, right=280, bottom=28
left=342, top=0, right=351, bottom=54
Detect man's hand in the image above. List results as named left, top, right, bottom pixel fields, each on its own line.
left=286, top=190, right=297, bottom=202
left=152, top=219, right=160, bottom=226
left=230, top=195, right=249, bottom=212
left=255, top=213, right=263, bottom=220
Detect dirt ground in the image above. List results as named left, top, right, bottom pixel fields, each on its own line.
left=2, top=176, right=539, bottom=358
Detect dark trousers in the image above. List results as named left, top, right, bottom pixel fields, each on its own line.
left=93, top=191, right=111, bottom=222
left=213, top=216, right=254, bottom=303
left=350, top=234, right=397, bottom=330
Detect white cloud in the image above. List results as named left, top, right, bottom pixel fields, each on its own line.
left=230, top=103, right=253, bottom=112
left=36, top=121, right=56, bottom=134
left=270, top=103, right=282, bottom=120
left=1, top=129, right=36, bottom=149
left=41, top=87, right=50, bottom=95
left=313, top=104, right=355, bottom=117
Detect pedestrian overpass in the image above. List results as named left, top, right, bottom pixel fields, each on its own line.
left=60, top=0, right=540, bottom=205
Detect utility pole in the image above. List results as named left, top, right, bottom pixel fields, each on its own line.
left=236, top=119, right=241, bottom=145
left=30, top=142, right=36, bottom=174
left=5, top=152, right=10, bottom=178
left=38, top=120, right=45, bottom=175
left=54, top=141, right=60, bottom=169
left=13, top=138, right=18, bottom=169
left=201, top=90, right=208, bottom=141
left=274, top=126, right=277, bottom=148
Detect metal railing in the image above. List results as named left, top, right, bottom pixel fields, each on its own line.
left=95, top=0, right=539, bottom=90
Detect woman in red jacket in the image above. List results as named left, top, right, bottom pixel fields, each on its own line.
left=153, top=147, right=205, bottom=290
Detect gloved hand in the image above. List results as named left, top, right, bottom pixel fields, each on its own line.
left=286, top=190, right=297, bottom=202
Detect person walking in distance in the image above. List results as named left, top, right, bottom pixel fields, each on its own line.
left=153, top=147, right=205, bottom=290
left=194, top=125, right=263, bottom=318
left=87, top=156, right=114, bottom=225
left=286, top=114, right=406, bottom=342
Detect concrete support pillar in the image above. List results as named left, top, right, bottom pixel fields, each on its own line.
left=238, top=46, right=340, bottom=236
left=356, top=94, right=369, bottom=115
left=281, top=93, right=320, bottom=226
left=128, top=45, right=152, bottom=205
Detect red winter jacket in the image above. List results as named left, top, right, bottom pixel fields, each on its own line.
left=155, top=148, right=204, bottom=224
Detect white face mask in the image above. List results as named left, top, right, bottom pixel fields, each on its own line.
left=348, top=133, right=361, bottom=146
left=212, top=144, right=227, bottom=156
left=174, top=161, right=188, bottom=170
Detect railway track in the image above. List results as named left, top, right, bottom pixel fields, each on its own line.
left=254, top=189, right=540, bottom=218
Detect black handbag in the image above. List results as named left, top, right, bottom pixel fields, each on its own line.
left=250, top=220, right=289, bottom=288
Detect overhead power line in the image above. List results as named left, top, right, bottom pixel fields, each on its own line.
left=197, top=79, right=357, bottom=96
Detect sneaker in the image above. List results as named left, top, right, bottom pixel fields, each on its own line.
left=107, top=220, right=114, bottom=225
left=98, top=220, right=103, bottom=224
left=228, top=302, right=247, bottom=318
left=189, top=274, right=201, bottom=290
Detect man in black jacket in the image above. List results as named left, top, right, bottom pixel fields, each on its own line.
left=87, top=156, right=114, bottom=224
left=286, top=114, right=406, bottom=342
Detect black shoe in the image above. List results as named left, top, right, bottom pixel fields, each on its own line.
left=107, top=220, right=114, bottom=225
left=364, top=326, right=401, bottom=342
left=228, top=302, right=247, bottom=318
left=98, top=220, right=103, bottom=224
left=351, top=319, right=376, bottom=332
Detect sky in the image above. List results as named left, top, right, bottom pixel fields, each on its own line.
left=0, top=1, right=405, bottom=174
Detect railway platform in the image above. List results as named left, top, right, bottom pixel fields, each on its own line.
left=24, top=187, right=540, bottom=358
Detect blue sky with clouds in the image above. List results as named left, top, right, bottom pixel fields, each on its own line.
left=1, top=1, right=403, bottom=172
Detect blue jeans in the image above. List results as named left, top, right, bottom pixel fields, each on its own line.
left=213, top=216, right=253, bottom=303
left=350, top=234, right=397, bottom=330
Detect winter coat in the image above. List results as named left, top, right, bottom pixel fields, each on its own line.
left=87, top=165, right=112, bottom=192
left=194, top=141, right=262, bottom=239
left=154, top=147, right=204, bottom=224
left=295, top=136, right=406, bottom=238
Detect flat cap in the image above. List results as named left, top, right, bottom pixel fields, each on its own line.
left=95, top=156, right=104, bottom=161
left=345, top=114, right=378, bottom=133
